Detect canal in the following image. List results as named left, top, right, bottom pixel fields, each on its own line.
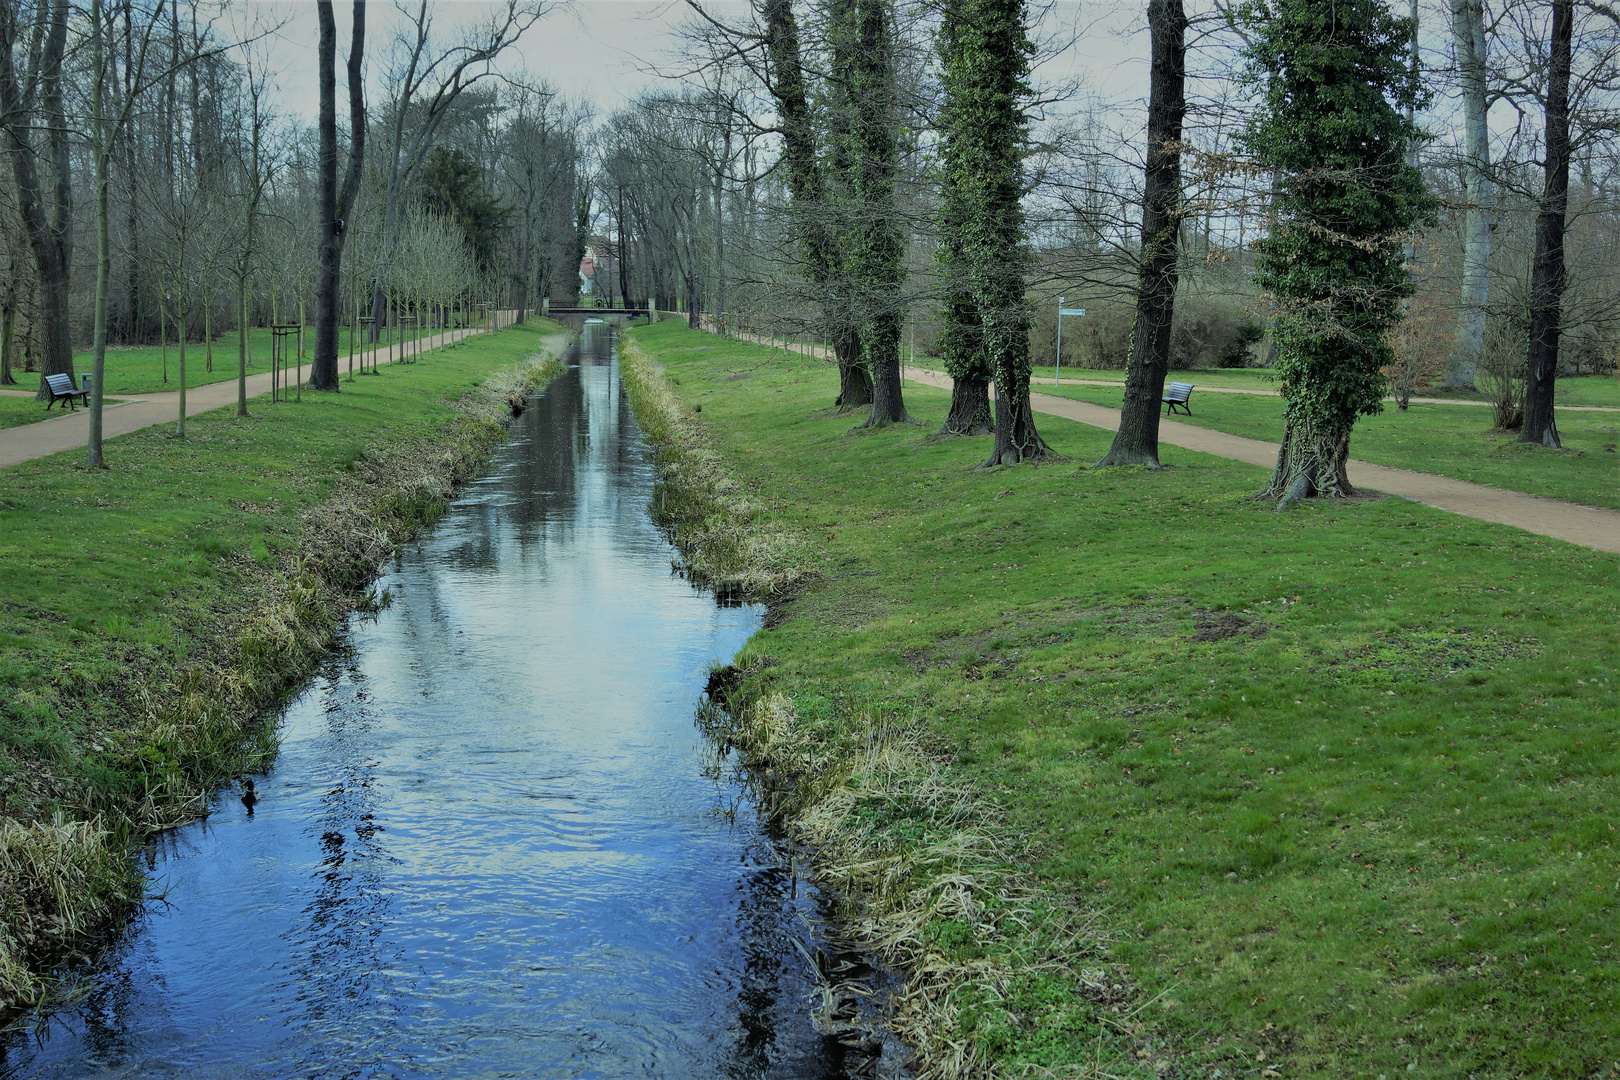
left=3, top=324, right=860, bottom=1079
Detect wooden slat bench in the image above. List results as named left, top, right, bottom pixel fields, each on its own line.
left=1162, top=381, right=1195, bottom=415
left=44, top=373, right=90, bottom=411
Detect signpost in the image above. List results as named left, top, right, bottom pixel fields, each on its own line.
left=1056, top=299, right=1086, bottom=386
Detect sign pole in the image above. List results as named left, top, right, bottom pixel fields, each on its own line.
left=1056, top=297, right=1063, bottom=387
left=1056, top=302, right=1086, bottom=386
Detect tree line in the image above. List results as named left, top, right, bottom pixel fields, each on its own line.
left=3, top=0, right=1615, bottom=497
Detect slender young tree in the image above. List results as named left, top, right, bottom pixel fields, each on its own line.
left=1238, top=0, right=1433, bottom=504
left=1519, top=0, right=1572, bottom=450
left=312, top=0, right=366, bottom=392
left=1096, top=0, right=1187, bottom=468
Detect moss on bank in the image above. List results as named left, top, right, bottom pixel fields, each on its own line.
left=0, top=322, right=567, bottom=1009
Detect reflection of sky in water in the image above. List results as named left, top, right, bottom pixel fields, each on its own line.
left=3, top=330, right=844, bottom=1080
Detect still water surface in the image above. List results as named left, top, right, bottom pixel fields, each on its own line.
left=4, top=325, right=848, bottom=1079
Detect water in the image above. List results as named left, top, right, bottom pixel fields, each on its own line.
left=4, top=324, right=862, bottom=1079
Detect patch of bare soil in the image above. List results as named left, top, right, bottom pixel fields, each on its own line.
left=1190, top=613, right=1269, bottom=643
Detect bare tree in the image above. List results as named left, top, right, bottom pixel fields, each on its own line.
left=368, top=0, right=546, bottom=337
left=1096, top=0, right=1187, bottom=468
left=312, top=0, right=366, bottom=392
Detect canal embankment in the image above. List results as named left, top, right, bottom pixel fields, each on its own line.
left=620, top=319, right=1620, bottom=1080
left=0, top=320, right=568, bottom=1010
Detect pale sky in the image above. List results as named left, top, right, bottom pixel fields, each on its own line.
left=246, top=0, right=1148, bottom=127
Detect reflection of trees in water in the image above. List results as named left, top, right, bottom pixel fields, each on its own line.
left=710, top=827, right=850, bottom=1080
left=292, top=651, right=405, bottom=1034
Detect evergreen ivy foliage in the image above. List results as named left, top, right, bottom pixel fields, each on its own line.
left=933, top=0, right=993, bottom=436
left=936, top=0, right=1044, bottom=462
left=829, top=0, right=907, bottom=424
left=1236, top=0, right=1435, bottom=500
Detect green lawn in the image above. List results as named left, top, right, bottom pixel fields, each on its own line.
left=1021, top=381, right=1620, bottom=509
left=0, top=319, right=563, bottom=821
left=632, top=320, right=1620, bottom=1079
left=60, top=323, right=453, bottom=398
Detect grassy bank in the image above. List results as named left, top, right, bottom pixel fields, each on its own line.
left=0, top=318, right=567, bottom=1008
left=629, top=320, right=1619, bottom=1080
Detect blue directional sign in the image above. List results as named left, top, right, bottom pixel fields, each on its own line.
left=1060, top=308, right=1086, bottom=317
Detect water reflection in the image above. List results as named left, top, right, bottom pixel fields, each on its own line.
left=3, top=325, right=854, bottom=1079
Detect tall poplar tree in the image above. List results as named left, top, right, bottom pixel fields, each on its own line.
left=938, top=0, right=1045, bottom=464
left=1238, top=0, right=1433, bottom=504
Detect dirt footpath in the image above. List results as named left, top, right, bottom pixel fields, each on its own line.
left=891, top=368, right=1620, bottom=554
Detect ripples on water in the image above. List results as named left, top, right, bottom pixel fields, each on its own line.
left=3, top=325, right=872, bottom=1079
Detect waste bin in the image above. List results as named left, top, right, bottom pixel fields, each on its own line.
left=81, top=373, right=92, bottom=393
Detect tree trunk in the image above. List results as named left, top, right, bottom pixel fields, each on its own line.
left=1519, top=0, right=1570, bottom=449
left=941, top=376, right=992, bottom=436
left=238, top=279, right=248, bottom=415
left=88, top=0, right=110, bottom=467
left=1260, top=417, right=1353, bottom=506
left=832, top=328, right=872, bottom=409
left=985, top=383, right=1048, bottom=466
left=1097, top=0, right=1186, bottom=468
left=847, top=0, right=908, bottom=428
left=0, top=0, right=74, bottom=398
left=861, top=309, right=909, bottom=426
left=312, top=0, right=365, bottom=392
left=0, top=297, right=16, bottom=386
left=1446, top=0, right=1490, bottom=390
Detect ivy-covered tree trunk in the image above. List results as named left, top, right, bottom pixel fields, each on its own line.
left=937, top=0, right=1045, bottom=463
left=1097, top=0, right=1186, bottom=468
left=849, top=0, right=909, bottom=428
left=937, top=295, right=992, bottom=436
left=934, top=7, right=992, bottom=438
left=1239, top=0, right=1434, bottom=505
left=760, top=0, right=872, bottom=412
left=1519, top=0, right=1570, bottom=450
left=833, top=326, right=872, bottom=409
left=0, top=0, right=75, bottom=398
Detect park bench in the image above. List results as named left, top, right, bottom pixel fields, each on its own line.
left=44, top=373, right=90, bottom=411
left=1162, top=381, right=1195, bottom=415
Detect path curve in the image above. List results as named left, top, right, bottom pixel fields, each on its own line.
left=712, top=333, right=1618, bottom=553
left=1025, top=376, right=1620, bottom=412
left=0, top=316, right=516, bottom=469
left=901, top=367, right=1620, bottom=554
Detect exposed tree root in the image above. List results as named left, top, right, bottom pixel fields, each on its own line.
left=1259, top=417, right=1353, bottom=508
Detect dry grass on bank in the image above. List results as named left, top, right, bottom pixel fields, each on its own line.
left=619, top=334, right=1124, bottom=1079
left=619, top=336, right=809, bottom=603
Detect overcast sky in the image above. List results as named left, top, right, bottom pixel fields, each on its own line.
left=246, top=0, right=1149, bottom=126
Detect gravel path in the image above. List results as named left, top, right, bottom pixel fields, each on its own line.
left=0, top=321, right=505, bottom=468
